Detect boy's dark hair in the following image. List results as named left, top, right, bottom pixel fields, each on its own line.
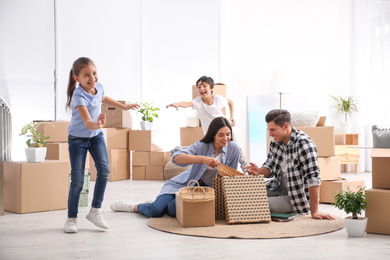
left=200, top=117, right=233, bottom=143
left=196, top=76, right=215, bottom=90
left=265, top=109, right=291, bottom=127
left=66, top=57, right=95, bottom=110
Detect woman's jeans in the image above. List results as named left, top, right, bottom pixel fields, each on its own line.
left=68, top=132, right=110, bottom=218
left=137, top=194, right=176, bottom=218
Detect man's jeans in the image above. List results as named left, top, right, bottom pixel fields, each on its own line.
left=68, top=132, right=110, bottom=218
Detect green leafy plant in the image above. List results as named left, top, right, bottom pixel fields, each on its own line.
left=333, top=186, right=367, bottom=219
left=330, top=95, right=359, bottom=122
left=137, top=102, right=160, bottom=123
left=20, top=122, right=54, bottom=147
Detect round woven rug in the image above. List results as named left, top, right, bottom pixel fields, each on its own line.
left=147, top=215, right=344, bottom=239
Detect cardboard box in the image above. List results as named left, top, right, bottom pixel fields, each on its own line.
left=35, top=121, right=69, bottom=143
left=319, top=178, right=365, bottom=204
left=192, top=84, right=227, bottom=99
left=365, top=189, right=390, bottom=235
left=103, top=128, right=130, bottom=149
left=296, top=126, right=335, bottom=157
left=90, top=149, right=130, bottom=182
left=132, top=166, right=146, bottom=180
left=150, top=151, right=171, bottom=166
left=128, top=130, right=164, bottom=152
left=3, top=160, right=69, bottom=213
left=101, top=101, right=133, bottom=128
left=45, top=142, right=90, bottom=170
left=318, top=156, right=341, bottom=181
left=371, top=148, right=390, bottom=189
left=175, top=192, right=215, bottom=227
left=145, top=165, right=164, bottom=180
left=180, top=127, right=204, bottom=147
left=132, top=151, right=150, bottom=166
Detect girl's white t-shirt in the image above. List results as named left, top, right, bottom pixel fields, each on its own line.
left=192, top=95, right=229, bottom=134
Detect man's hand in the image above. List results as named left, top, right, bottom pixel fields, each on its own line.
left=244, top=162, right=260, bottom=175
left=311, top=211, right=335, bottom=220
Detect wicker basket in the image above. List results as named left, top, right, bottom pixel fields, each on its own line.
left=217, top=164, right=245, bottom=177
left=178, top=180, right=215, bottom=202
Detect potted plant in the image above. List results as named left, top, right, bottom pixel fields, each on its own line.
left=137, top=102, right=160, bottom=130
left=330, top=95, right=358, bottom=133
left=333, top=186, right=367, bottom=237
left=20, top=121, right=54, bottom=163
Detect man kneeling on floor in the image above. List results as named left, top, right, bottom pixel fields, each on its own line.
left=244, top=109, right=335, bottom=220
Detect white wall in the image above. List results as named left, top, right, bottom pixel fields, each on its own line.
left=0, top=0, right=55, bottom=159
left=1, top=0, right=356, bottom=164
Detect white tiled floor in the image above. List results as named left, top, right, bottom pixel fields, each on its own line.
left=1, top=171, right=390, bottom=260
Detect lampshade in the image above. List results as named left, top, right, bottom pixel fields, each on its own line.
left=270, top=71, right=289, bottom=94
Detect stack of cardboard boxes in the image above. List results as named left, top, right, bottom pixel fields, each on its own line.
left=3, top=121, right=73, bottom=213
left=130, top=130, right=171, bottom=180
left=365, top=149, right=390, bottom=235
left=90, top=102, right=132, bottom=182
left=294, top=126, right=365, bottom=204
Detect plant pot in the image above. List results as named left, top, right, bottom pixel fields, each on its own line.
left=25, top=147, right=47, bottom=163
left=344, top=216, right=367, bottom=237
left=140, top=121, right=153, bottom=130
left=340, top=121, right=353, bottom=133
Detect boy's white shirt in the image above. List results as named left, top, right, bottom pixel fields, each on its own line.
left=192, top=95, right=229, bottom=134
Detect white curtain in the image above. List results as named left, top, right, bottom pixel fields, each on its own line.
left=354, top=0, right=390, bottom=171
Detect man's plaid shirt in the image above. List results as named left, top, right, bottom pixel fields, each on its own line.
left=262, top=127, right=321, bottom=214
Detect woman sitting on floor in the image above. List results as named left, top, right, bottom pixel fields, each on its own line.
left=110, top=116, right=240, bottom=218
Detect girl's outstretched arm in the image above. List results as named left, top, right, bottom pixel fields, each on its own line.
left=102, top=95, right=141, bottom=110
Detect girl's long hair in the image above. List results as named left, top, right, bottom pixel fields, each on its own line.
left=65, top=57, right=95, bottom=111
left=200, top=117, right=233, bottom=143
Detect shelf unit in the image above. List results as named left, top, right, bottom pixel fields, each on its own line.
left=335, top=133, right=359, bottom=174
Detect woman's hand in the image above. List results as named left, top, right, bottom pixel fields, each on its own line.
left=202, top=156, right=220, bottom=168
left=124, top=103, right=141, bottom=110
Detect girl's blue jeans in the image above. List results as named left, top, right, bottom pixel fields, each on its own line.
left=137, top=194, right=176, bottom=218
left=68, top=132, right=110, bottom=218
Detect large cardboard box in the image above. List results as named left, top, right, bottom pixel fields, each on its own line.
left=90, top=149, right=130, bottom=181
left=370, top=148, right=390, bottom=189
left=3, top=160, right=69, bottom=213
left=365, top=189, right=390, bottom=235
left=129, top=130, right=164, bottom=152
left=103, top=128, right=130, bottom=149
left=150, top=151, right=171, bottom=166
left=35, top=121, right=69, bottom=143
left=319, top=178, right=365, bottom=204
left=101, top=101, right=133, bottom=128
left=145, top=165, right=164, bottom=180
left=175, top=192, right=215, bottom=227
left=180, top=127, right=204, bottom=147
left=132, top=151, right=150, bottom=166
left=45, top=142, right=90, bottom=170
left=318, top=156, right=341, bottom=181
left=132, top=166, right=146, bottom=180
left=296, top=126, right=335, bottom=157
left=192, top=83, right=227, bottom=99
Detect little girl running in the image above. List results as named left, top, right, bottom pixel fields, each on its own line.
left=64, top=57, right=140, bottom=233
